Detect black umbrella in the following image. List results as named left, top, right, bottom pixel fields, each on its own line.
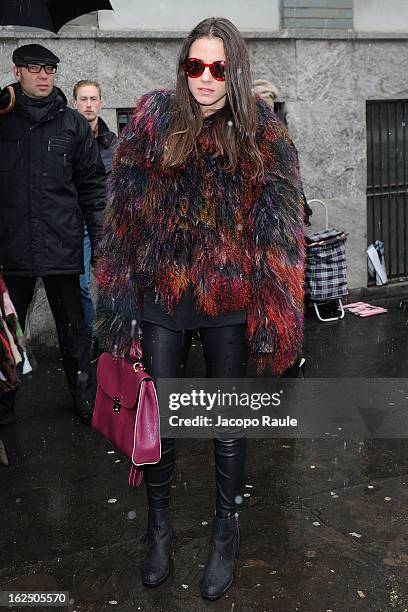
left=0, top=0, right=113, bottom=34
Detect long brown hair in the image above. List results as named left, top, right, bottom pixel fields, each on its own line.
left=163, top=17, right=263, bottom=178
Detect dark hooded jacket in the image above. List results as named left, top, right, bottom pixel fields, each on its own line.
left=0, top=83, right=105, bottom=277
left=95, top=116, right=118, bottom=174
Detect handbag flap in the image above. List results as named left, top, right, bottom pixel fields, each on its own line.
left=96, top=352, right=152, bottom=410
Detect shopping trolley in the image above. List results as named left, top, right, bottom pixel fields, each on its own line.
left=305, top=199, right=348, bottom=322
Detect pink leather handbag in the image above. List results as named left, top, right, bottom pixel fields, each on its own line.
left=92, top=342, right=161, bottom=487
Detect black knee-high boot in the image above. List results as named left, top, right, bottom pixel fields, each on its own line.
left=142, top=438, right=175, bottom=587
left=201, top=437, right=246, bottom=600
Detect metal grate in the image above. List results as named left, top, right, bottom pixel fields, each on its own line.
left=367, top=100, right=408, bottom=282
left=116, top=108, right=133, bottom=134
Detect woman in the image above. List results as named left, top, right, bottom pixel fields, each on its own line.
left=95, top=17, right=305, bottom=600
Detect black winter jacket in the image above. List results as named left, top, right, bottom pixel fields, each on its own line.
left=0, top=83, right=106, bottom=277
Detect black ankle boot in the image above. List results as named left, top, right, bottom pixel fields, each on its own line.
left=142, top=507, right=173, bottom=587
left=200, top=513, right=240, bottom=600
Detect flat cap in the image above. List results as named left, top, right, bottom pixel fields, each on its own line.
left=12, top=44, right=60, bottom=66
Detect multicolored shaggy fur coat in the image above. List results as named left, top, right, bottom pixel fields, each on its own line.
left=95, top=90, right=305, bottom=374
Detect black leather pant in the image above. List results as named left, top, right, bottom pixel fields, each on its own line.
left=141, top=323, right=248, bottom=518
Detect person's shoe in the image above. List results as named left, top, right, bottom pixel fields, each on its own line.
left=142, top=507, right=173, bottom=587
left=200, top=513, right=240, bottom=601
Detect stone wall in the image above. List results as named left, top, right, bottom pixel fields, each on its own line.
left=1, top=30, right=407, bottom=343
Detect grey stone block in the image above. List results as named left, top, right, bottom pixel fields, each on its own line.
left=283, top=8, right=352, bottom=19
left=296, top=40, right=356, bottom=101
left=95, top=40, right=180, bottom=108
left=353, top=41, right=408, bottom=99
left=54, top=40, right=99, bottom=100
left=288, top=99, right=366, bottom=199
left=283, top=18, right=353, bottom=29
left=249, top=40, right=297, bottom=101
left=283, top=0, right=353, bottom=7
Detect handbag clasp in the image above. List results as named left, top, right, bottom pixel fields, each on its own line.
left=113, top=397, right=121, bottom=413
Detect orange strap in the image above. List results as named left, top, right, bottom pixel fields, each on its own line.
left=0, top=86, right=16, bottom=116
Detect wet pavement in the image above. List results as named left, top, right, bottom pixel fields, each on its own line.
left=1, top=296, right=407, bottom=612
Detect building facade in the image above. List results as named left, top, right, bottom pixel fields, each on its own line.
left=1, top=0, right=407, bottom=342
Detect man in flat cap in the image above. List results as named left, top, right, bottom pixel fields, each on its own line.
left=0, top=44, right=106, bottom=425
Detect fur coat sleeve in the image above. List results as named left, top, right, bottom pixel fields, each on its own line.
left=247, top=101, right=305, bottom=374
left=94, top=90, right=171, bottom=354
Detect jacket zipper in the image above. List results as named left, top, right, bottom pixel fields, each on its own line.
left=28, top=108, right=66, bottom=276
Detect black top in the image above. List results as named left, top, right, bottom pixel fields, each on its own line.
left=142, top=287, right=246, bottom=331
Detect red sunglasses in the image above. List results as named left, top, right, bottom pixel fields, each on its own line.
left=182, top=58, right=226, bottom=81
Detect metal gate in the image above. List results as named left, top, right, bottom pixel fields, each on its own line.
left=367, top=100, right=408, bottom=281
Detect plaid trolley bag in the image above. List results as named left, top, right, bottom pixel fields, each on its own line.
left=305, top=199, right=348, bottom=322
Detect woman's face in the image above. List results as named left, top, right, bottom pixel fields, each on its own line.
left=186, top=36, right=227, bottom=115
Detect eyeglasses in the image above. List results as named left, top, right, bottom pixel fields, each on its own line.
left=182, top=58, right=226, bottom=81
left=20, top=64, right=57, bottom=74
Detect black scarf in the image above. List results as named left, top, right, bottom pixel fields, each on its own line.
left=15, top=83, right=61, bottom=123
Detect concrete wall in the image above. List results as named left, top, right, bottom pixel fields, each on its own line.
left=1, top=27, right=407, bottom=343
